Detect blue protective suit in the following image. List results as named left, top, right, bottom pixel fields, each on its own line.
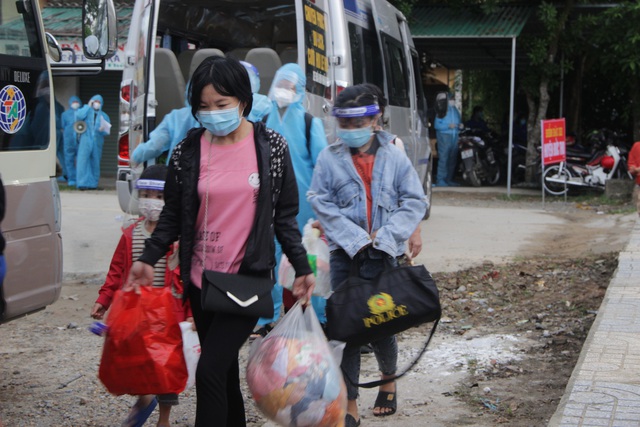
left=132, top=84, right=199, bottom=164
left=61, top=96, right=81, bottom=186
left=75, top=95, right=110, bottom=189
left=260, top=63, right=329, bottom=325
left=434, top=102, right=461, bottom=186
left=240, top=60, right=272, bottom=123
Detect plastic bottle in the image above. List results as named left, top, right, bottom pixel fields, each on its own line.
left=88, top=321, right=108, bottom=336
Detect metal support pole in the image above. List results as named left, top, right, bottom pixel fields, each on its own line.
left=507, top=37, right=516, bottom=197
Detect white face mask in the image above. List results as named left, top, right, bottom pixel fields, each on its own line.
left=71, top=102, right=80, bottom=110
left=92, top=102, right=101, bottom=110
left=138, top=198, right=164, bottom=221
left=272, top=87, right=296, bottom=108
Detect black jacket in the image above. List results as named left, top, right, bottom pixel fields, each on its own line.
left=139, top=122, right=312, bottom=293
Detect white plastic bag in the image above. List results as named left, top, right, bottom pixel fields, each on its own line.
left=278, top=219, right=331, bottom=297
left=180, top=321, right=200, bottom=389
left=246, top=302, right=346, bottom=426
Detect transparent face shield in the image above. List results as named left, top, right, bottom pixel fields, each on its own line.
left=123, top=174, right=166, bottom=229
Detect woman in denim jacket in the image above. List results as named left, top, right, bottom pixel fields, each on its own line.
left=308, top=84, right=427, bottom=427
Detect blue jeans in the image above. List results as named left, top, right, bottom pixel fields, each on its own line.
left=330, top=248, right=398, bottom=400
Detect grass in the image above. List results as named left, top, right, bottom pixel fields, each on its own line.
left=498, top=191, right=636, bottom=213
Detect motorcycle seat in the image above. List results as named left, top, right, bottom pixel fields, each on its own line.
left=566, top=147, right=591, bottom=159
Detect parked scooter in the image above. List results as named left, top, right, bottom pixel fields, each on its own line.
left=457, top=128, right=501, bottom=186
left=543, top=129, right=631, bottom=195
left=509, top=142, right=542, bottom=185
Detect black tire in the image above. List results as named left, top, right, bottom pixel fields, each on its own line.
left=543, top=165, right=571, bottom=196
left=468, top=164, right=482, bottom=187
left=486, top=159, right=501, bottom=186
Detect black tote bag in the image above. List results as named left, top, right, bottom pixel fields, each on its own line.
left=325, top=262, right=441, bottom=347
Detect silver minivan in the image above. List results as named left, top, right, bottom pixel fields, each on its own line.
left=116, top=0, right=432, bottom=216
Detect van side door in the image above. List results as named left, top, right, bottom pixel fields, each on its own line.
left=370, top=0, right=429, bottom=182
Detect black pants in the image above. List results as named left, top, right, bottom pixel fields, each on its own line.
left=189, top=286, right=258, bottom=427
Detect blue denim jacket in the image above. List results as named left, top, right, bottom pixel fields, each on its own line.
left=307, top=130, right=428, bottom=258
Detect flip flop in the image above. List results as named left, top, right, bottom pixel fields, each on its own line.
left=121, top=396, right=158, bottom=427
left=249, top=324, right=273, bottom=340
left=345, top=413, right=361, bottom=427
left=373, top=390, right=397, bottom=416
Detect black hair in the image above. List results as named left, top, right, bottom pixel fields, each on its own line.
left=140, top=164, right=168, bottom=181
left=360, top=83, right=387, bottom=113
left=189, top=55, right=253, bottom=119
left=335, top=84, right=380, bottom=109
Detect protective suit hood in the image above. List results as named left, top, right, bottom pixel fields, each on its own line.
left=68, top=96, right=81, bottom=108
left=89, top=94, right=104, bottom=111
left=435, top=92, right=448, bottom=119
left=240, top=61, right=261, bottom=94
left=268, top=63, right=306, bottom=106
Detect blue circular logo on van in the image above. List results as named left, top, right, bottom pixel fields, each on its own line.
left=0, top=85, right=27, bottom=134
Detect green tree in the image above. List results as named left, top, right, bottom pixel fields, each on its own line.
left=592, top=2, right=640, bottom=141
left=519, top=1, right=576, bottom=182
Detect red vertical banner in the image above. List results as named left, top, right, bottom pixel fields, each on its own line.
left=541, top=118, right=566, bottom=166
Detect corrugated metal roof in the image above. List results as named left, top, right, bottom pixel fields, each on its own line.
left=410, top=6, right=535, bottom=70
left=41, top=5, right=133, bottom=37
left=411, top=6, right=534, bottom=38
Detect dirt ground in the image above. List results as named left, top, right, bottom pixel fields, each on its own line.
left=0, top=192, right=634, bottom=427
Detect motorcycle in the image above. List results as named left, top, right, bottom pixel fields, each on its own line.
left=509, top=142, right=542, bottom=186
left=543, top=129, right=632, bottom=195
left=457, top=128, right=501, bottom=186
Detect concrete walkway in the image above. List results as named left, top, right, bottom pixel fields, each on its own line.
left=549, top=217, right=640, bottom=426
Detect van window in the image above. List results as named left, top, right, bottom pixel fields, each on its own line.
left=412, top=49, right=428, bottom=126
left=0, top=2, right=49, bottom=152
left=383, top=36, right=409, bottom=108
left=348, top=23, right=383, bottom=89
left=0, top=3, right=44, bottom=58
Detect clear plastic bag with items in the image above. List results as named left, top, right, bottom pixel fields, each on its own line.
left=246, top=302, right=347, bottom=427
left=278, top=219, right=331, bottom=297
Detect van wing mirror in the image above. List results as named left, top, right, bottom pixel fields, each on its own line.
left=82, top=0, right=117, bottom=60
left=45, top=32, right=62, bottom=62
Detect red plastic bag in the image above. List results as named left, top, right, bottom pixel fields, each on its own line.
left=98, top=287, right=188, bottom=395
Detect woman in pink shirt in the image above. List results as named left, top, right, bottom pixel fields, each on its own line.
left=125, top=56, right=315, bottom=427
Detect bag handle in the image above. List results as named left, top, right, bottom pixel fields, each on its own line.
left=342, top=318, right=440, bottom=389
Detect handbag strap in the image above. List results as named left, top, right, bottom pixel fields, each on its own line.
left=202, top=134, right=214, bottom=271
left=342, top=318, right=440, bottom=389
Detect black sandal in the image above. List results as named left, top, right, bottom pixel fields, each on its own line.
left=373, top=390, right=397, bottom=416
left=249, top=324, right=273, bottom=340
left=345, top=413, right=361, bottom=427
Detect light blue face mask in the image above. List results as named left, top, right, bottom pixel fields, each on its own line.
left=196, top=104, right=242, bottom=136
left=337, top=126, right=374, bottom=148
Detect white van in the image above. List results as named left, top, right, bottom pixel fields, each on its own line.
left=116, top=0, right=432, bottom=217
left=0, top=0, right=116, bottom=321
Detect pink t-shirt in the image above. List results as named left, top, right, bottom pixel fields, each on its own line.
left=190, top=130, right=259, bottom=288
